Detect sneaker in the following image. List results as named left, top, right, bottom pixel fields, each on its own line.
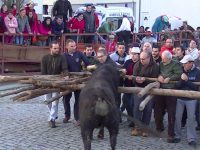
left=188, top=141, right=197, bottom=146
left=142, top=132, right=148, bottom=137
left=49, top=120, right=56, bottom=128
left=75, top=120, right=80, bottom=126
left=63, top=116, right=69, bottom=123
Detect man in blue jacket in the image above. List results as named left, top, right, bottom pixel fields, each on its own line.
left=62, top=39, right=90, bottom=126
left=174, top=55, right=200, bottom=146
left=52, top=16, right=64, bottom=40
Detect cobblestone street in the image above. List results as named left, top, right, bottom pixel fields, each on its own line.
left=0, top=83, right=200, bottom=150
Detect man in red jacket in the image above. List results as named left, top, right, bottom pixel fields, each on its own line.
left=160, top=38, right=174, bottom=56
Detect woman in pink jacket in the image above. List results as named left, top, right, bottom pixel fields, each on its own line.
left=4, top=10, right=18, bottom=43
left=38, top=17, right=52, bottom=46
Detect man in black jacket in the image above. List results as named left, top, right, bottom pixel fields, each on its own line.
left=52, top=0, right=73, bottom=33
left=41, top=41, right=68, bottom=128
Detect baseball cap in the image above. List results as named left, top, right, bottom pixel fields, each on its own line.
left=109, top=35, right=115, bottom=39
left=180, top=55, right=194, bottom=64
left=146, top=28, right=152, bottom=32
left=130, top=47, right=141, bottom=54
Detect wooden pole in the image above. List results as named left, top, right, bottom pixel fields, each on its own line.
left=125, top=75, right=200, bottom=86
left=139, top=95, right=154, bottom=111
left=0, top=86, right=35, bottom=98
left=0, top=76, right=31, bottom=82
left=118, top=87, right=200, bottom=99
left=44, top=90, right=72, bottom=105
left=137, top=82, right=160, bottom=98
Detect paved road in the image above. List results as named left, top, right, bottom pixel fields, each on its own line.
left=0, top=83, right=199, bottom=150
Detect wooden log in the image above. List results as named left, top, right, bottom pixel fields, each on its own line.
left=14, top=88, right=61, bottom=101
left=69, top=71, right=92, bottom=76
left=52, top=77, right=90, bottom=87
left=118, top=87, right=200, bottom=99
left=18, top=80, right=34, bottom=84
left=0, top=76, right=31, bottom=82
left=125, top=75, right=200, bottom=86
left=26, top=88, right=60, bottom=96
left=60, top=84, right=85, bottom=90
left=44, top=90, right=71, bottom=105
left=139, top=95, right=154, bottom=111
left=137, top=82, right=160, bottom=98
left=0, top=86, right=35, bottom=98
left=12, top=92, right=29, bottom=101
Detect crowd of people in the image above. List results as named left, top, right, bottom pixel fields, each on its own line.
left=0, top=1, right=200, bottom=50
left=42, top=36, right=200, bottom=147
left=1, top=0, right=200, bottom=147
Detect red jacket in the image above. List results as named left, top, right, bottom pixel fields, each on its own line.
left=68, top=17, right=85, bottom=33
left=39, top=22, right=51, bottom=35
left=105, top=41, right=116, bottom=54
left=94, top=13, right=99, bottom=29
left=160, top=45, right=173, bottom=56
left=12, top=8, right=17, bottom=16
left=0, top=12, right=8, bottom=19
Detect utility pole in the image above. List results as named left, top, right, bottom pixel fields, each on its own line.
left=138, top=0, right=141, bottom=28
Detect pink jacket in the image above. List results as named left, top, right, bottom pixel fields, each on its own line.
left=39, top=23, right=52, bottom=35
left=4, top=16, right=18, bottom=33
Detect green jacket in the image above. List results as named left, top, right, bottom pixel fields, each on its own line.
left=41, top=54, right=68, bottom=75
left=86, top=56, right=99, bottom=65
left=159, top=60, right=182, bottom=89
left=98, top=22, right=114, bottom=33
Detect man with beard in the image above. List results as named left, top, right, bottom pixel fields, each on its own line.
left=41, top=41, right=68, bottom=128
left=152, top=44, right=161, bottom=64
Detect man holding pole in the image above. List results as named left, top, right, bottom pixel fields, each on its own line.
left=41, top=41, right=68, bottom=128
left=174, top=55, right=200, bottom=146
left=154, top=51, right=182, bottom=143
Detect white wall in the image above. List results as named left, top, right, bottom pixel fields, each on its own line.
left=139, top=0, right=200, bottom=29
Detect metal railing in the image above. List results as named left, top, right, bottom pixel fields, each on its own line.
left=0, top=30, right=196, bottom=74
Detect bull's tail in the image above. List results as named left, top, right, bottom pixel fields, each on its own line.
left=95, top=97, right=109, bottom=116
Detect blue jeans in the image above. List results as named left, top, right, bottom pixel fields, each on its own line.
left=122, top=93, right=134, bottom=117
left=196, top=101, right=200, bottom=126
left=15, top=36, right=23, bottom=45
left=62, top=90, right=80, bottom=121
left=175, top=99, right=197, bottom=142
left=133, top=94, right=153, bottom=125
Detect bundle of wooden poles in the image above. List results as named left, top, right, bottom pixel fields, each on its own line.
left=1, top=72, right=200, bottom=108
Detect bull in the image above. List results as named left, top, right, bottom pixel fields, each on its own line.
left=79, top=64, right=120, bottom=150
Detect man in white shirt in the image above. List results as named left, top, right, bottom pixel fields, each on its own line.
left=185, top=40, right=199, bottom=60
left=113, top=15, right=131, bottom=52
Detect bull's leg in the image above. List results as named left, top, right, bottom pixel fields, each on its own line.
left=81, top=127, right=93, bottom=150
left=97, top=126, right=104, bottom=139
left=107, top=127, right=118, bottom=150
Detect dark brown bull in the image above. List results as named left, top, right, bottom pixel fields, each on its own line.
left=79, top=64, right=120, bottom=150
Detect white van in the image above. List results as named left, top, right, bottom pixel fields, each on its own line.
left=100, top=6, right=135, bottom=30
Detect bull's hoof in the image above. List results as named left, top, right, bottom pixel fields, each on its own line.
left=97, top=134, right=104, bottom=139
